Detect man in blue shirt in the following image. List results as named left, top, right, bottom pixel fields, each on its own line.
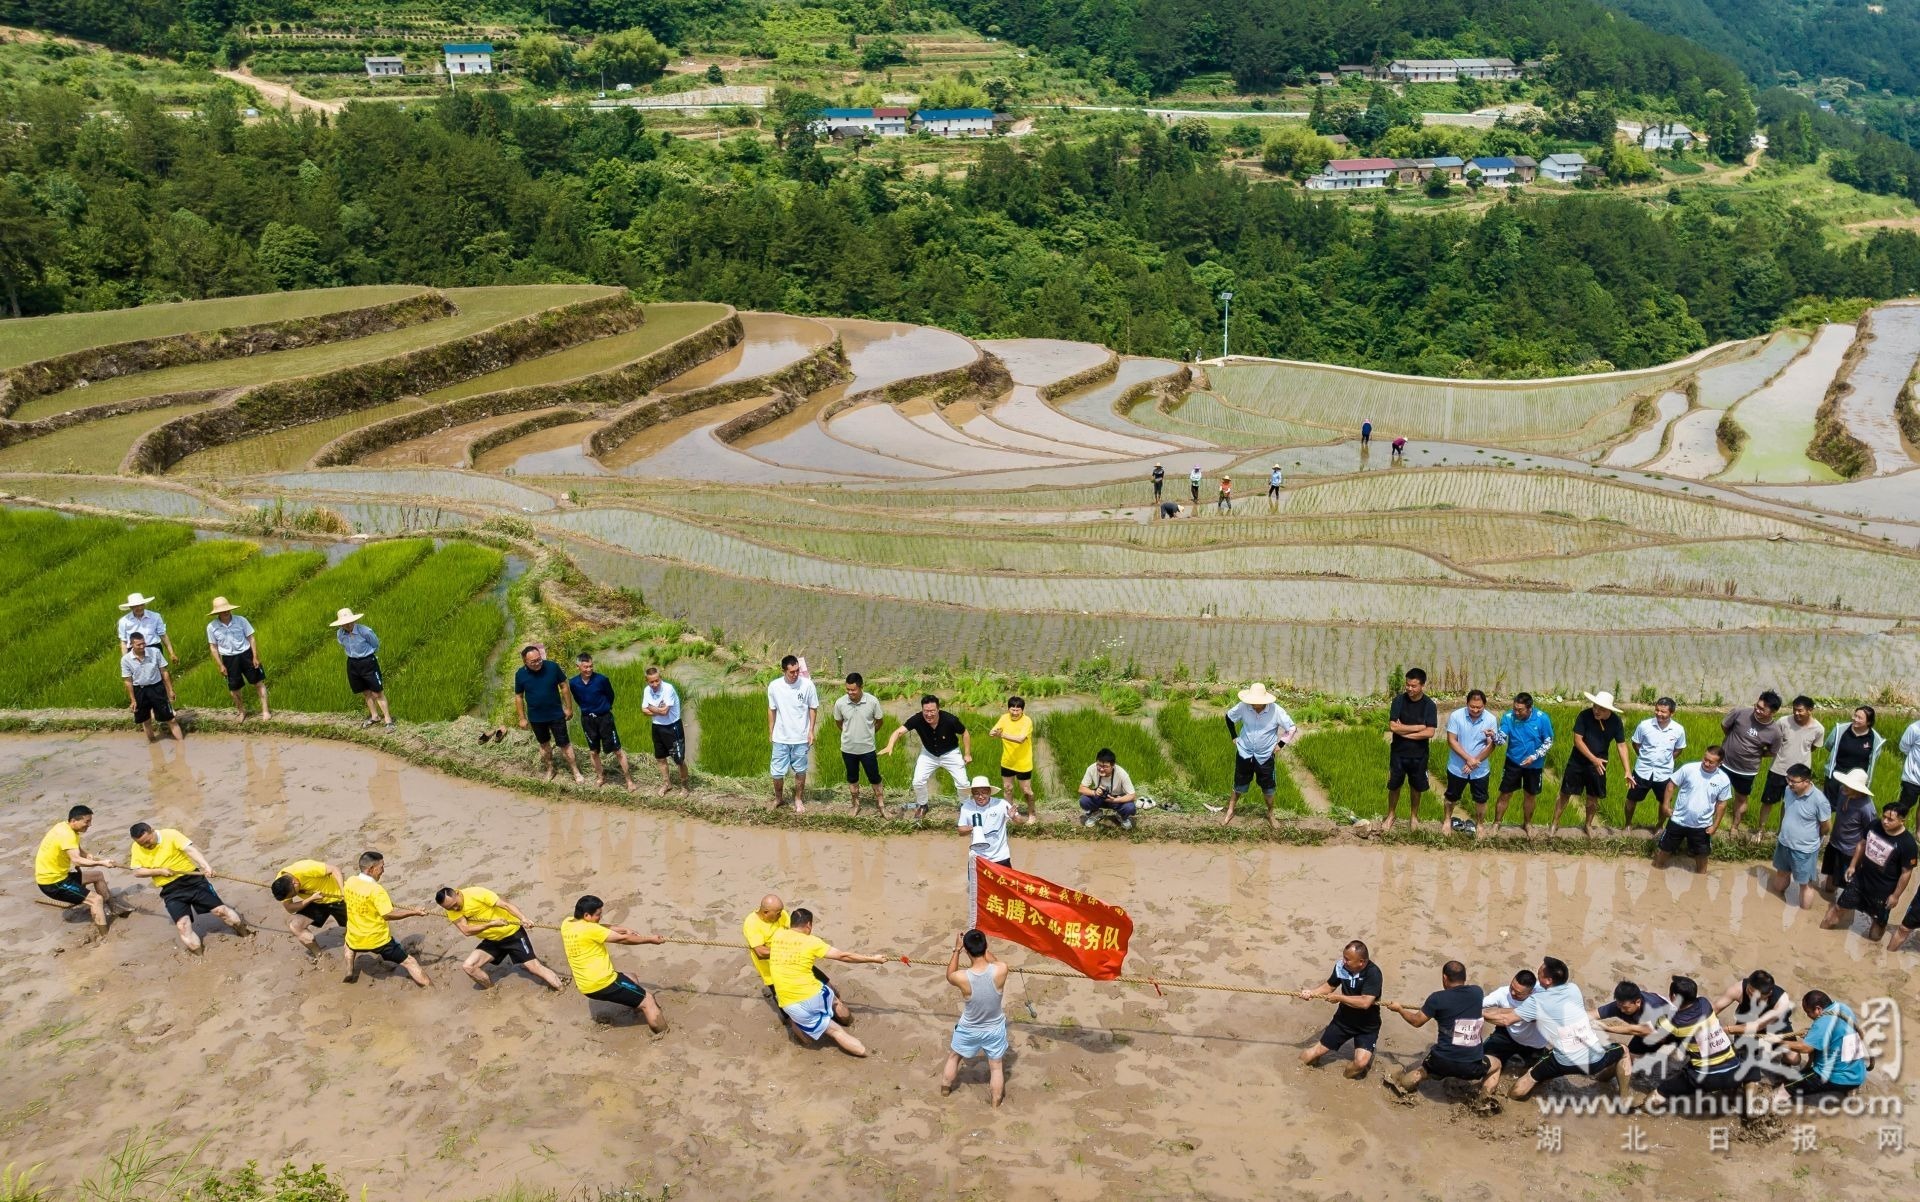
left=331, top=607, right=391, bottom=728
left=568, top=652, right=634, bottom=792
left=1767, top=990, right=1869, bottom=1105
left=1444, top=690, right=1498, bottom=834
left=1489, top=692, right=1553, bottom=836
left=1221, top=682, right=1296, bottom=828
left=514, top=644, right=582, bottom=784
left=640, top=663, right=690, bottom=794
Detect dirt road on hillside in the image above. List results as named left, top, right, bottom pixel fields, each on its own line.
left=218, top=68, right=342, bottom=116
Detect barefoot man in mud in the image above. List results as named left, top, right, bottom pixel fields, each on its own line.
left=1297, top=939, right=1383, bottom=1079
left=1485, top=955, right=1634, bottom=1106
left=561, top=894, right=667, bottom=1030
left=437, top=885, right=564, bottom=991
left=35, top=805, right=128, bottom=930
left=343, top=851, right=430, bottom=987
left=271, top=857, right=347, bottom=956
left=126, top=822, right=251, bottom=953
left=1383, top=959, right=1502, bottom=1112
left=769, top=908, right=891, bottom=1056
left=743, top=893, right=794, bottom=1021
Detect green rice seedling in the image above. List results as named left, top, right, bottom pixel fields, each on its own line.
left=383, top=594, right=509, bottom=720
left=0, top=402, right=224, bottom=473
left=1294, top=724, right=1429, bottom=820
left=0, top=522, right=195, bottom=634
left=1038, top=707, right=1171, bottom=796
left=172, top=538, right=434, bottom=708
left=1155, top=698, right=1307, bottom=811
left=0, top=510, right=122, bottom=595
left=268, top=542, right=505, bottom=715
left=691, top=692, right=768, bottom=777
left=696, top=688, right=993, bottom=801
left=28, top=541, right=328, bottom=708
left=423, top=302, right=729, bottom=401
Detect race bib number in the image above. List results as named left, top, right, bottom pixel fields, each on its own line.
left=1840, top=1031, right=1865, bottom=1061
left=1864, top=833, right=1894, bottom=867
left=1702, top=1024, right=1732, bottom=1056
left=1450, top=1017, right=1485, bottom=1047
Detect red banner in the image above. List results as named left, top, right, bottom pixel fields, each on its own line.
left=971, top=856, right=1133, bottom=980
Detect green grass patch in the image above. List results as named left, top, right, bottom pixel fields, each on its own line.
left=1156, top=697, right=1307, bottom=811
left=1039, top=707, right=1171, bottom=798
left=695, top=690, right=995, bottom=801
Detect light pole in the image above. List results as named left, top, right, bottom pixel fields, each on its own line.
left=1219, top=290, right=1234, bottom=359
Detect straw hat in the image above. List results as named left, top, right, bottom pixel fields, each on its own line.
left=329, top=607, right=364, bottom=628
left=1582, top=690, right=1619, bottom=713
left=967, top=775, right=999, bottom=793
left=1238, top=682, right=1278, bottom=706
left=1831, top=767, right=1874, bottom=798
left=207, top=596, right=236, bottom=616
left=119, top=592, right=157, bottom=610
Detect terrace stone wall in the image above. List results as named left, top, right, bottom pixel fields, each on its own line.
left=311, top=308, right=744, bottom=467
left=124, top=291, right=644, bottom=475
left=0, top=292, right=456, bottom=418
left=1810, top=315, right=1876, bottom=479
left=0, top=388, right=233, bottom=452
left=463, top=409, right=593, bottom=465
left=1036, top=353, right=1120, bottom=402
left=587, top=339, right=850, bottom=458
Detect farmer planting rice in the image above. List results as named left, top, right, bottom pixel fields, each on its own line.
left=126, top=821, right=251, bottom=954
left=342, top=850, right=429, bottom=987
left=205, top=596, right=269, bottom=722
left=271, top=857, right=347, bottom=957
left=437, top=884, right=564, bottom=991
left=115, top=591, right=174, bottom=660
left=120, top=631, right=183, bottom=743
left=514, top=644, right=583, bottom=785
left=561, top=894, right=668, bottom=1031
left=331, top=607, right=392, bottom=729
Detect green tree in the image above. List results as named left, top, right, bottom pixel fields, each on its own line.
left=257, top=222, right=337, bottom=289
left=1259, top=125, right=1336, bottom=178
left=580, top=28, right=671, bottom=87
left=0, top=179, right=56, bottom=316
left=706, top=63, right=724, bottom=85
left=516, top=32, right=575, bottom=88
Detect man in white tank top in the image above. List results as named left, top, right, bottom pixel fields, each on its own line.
left=942, top=929, right=1010, bottom=1107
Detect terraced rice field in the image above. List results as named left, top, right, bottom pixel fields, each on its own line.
left=10, top=286, right=615, bottom=420
left=1693, top=330, right=1809, bottom=409
left=256, top=469, right=559, bottom=511
left=652, top=313, right=833, bottom=394
left=1642, top=408, right=1727, bottom=477
left=0, top=401, right=222, bottom=473
left=1055, top=358, right=1200, bottom=446
left=1718, top=323, right=1850, bottom=483
left=420, top=302, right=730, bottom=402
left=0, top=286, right=430, bottom=371
left=1603, top=390, right=1688, bottom=467
left=0, top=475, right=224, bottom=518
left=1834, top=304, right=1920, bottom=474
left=363, top=408, right=572, bottom=467
left=170, top=399, right=433, bottom=476
left=472, top=419, right=607, bottom=475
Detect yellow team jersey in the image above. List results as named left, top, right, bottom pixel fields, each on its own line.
left=742, top=908, right=791, bottom=986
left=343, top=874, right=396, bottom=951
left=991, top=713, right=1034, bottom=773
left=768, top=928, right=831, bottom=1007
left=127, top=828, right=197, bottom=887
left=278, top=859, right=343, bottom=903
left=562, top=917, right=617, bottom=995
left=448, top=886, right=520, bottom=941
left=35, top=822, right=80, bottom=885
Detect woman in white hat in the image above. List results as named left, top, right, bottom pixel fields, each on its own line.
left=1222, top=682, right=1296, bottom=827
left=331, top=608, right=392, bottom=728
left=116, top=592, right=174, bottom=661
left=206, top=597, right=269, bottom=721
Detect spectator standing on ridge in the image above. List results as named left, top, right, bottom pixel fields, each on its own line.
left=1821, top=707, right=1882, bottom=815
left=833, top=673, right=886, bottom=817
left=1821, top=769, right=1879, bottom=896
left=767, top=654, right=820, bottom=816
left=1548, top=690, right=1631, bottom=839
left=514, top=644, right=583, bottom=785
left=638, top=663, right=688, bottom=794
left=120, top=631, right=184, bottom=743
left=1767, top=765, right=1831, bottom=910
left=116, top=591, right=175, bottom=661
left=988, top=696, right=1037, bottom=824
left=1624, top=697, right=1686, bottom=831
left=205, top=596, right=269, bottom=722
left=330, top=607, right=392, bottom=728
left=1651, top=746, right=1733, bottom=873
left=1762, top=697, right=1824, bottom=836
left=1721, top=690, right=1784, bottom=836
left=1151, top=462, right=1164, bottom=502
left=1383, top=668, right=1437, bottom=832
left=1443, top=689, right=1498, bottom=835
left=570, top=652, right=636, bottom=792
left=1487, top=692, right=1553, bottom=836
left=882, top=693, right=971, bottom=821
left=1221, top=682, right=1296, bottom=828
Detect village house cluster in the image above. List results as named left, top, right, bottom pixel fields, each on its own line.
left=1306, top=152, right=1592, bottom=191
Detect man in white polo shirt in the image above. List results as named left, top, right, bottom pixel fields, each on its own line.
left=1221, top=682, right=1296, bottom=828
left=1653, top=746, right=1734, bottom=874
left=767, top=654, right=819, bottom=816
left=205, top=596, right=269, bottom=721
left=116, top=592, right=174, bottom=660
left=1625, top=696, right=1686, bottom=830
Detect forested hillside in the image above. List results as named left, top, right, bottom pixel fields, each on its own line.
left=1602, top=0, right=1920, bottom=96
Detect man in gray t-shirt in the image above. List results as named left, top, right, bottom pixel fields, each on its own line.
left=1761, top=695, right=1824, bottom=839
left=832, top=673, right=886, bottom=817
left=1722, top=691, right=1784, bottom=836
left=1768, top=764, right=1831, bottom=910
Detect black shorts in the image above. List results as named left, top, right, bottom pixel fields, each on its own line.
left=1267, top=484, right=1280, bottom=498
left=1839, top=882, right=1896, bottom=926
left=221, top=652, right=265, bottom=691
left=1761, top=773, right=1793, bottom=807
left=529, top=719, right=571, bottom=748
left=1658, top=819, right=1712, bottom=858
left=1499, top=762, right=1543, bottom=796
left=1485, top=1027, right=1550, bottom=1070
left=1822, top=842, right=1850, bottom=881
left=1318, top=1021, right=1379, bottom=1054
left=1234, top=753, right=1277, bottom=793
left=1785, top=1074, right=1859, bottom=1099
left=649, top=721, right=685, bottom=763
left=1560, top=758, right=1607, bottom=799
left=581, top=711, right=623, bottom=754
left=1526, top=1043, right=1624, bottom=1083
left=1655, top=1066, right=1744, bottom=1098
left=346, top=654, right=384, bottom=695
left=352, top=938, right=410, bottom=965
left=1899, top=781, right=1920, bottom=816
left=131, top=682, right=173, bottom=724
left=478, top=930, right=537, bottom=965
left=1723, top=768, right=1757, bottom=798
left=1424, top=1053, right=1491, bottom=1081
left=159, top=875, right=225, bottom=922
left=1387, top=754, right=1430, bottom=793
left=297, top=900, right=348, bottom=928
left=586, top=972, right=648, bottom=1008
left=1001, top=768, right=1033, bottom=782
left=1625, top=773, right=1669, bottom=803
left=40, top=871, right=88, bottom=906
left=841, top=749, right=880, bottom=784
left=1444, top=771, right=1489, bottom=804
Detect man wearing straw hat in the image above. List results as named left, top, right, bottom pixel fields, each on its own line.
left=330, top=607, right=392, bottom=728
left=959, top=775, right=1015, bottom=920
left=1548, top=690, right=1632, bottom=838
left=1819, top=768, right=1879, bottom=896
left=205, top=597, right=269, bottom=722
left=1222, top=682, right=1297, bottom=828
left=115, top=592, right=174, bottom=661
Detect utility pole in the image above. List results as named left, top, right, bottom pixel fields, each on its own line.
left=1219, top=290, right=1234, bottom=359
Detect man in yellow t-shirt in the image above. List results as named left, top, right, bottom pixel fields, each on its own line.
left=747, top=892, right=829, bottom=1026
left=768, top=907, right=890, bottom=1056
left=127, top=821, right=251, bottom=953
left=989, top=697, right=1038, bottom=824
left=436, top=884, right=563, bottom=991
left=560, top=894, right=667, bottom=1031
left=35, top=804, right=128, bottom=929
left=271, top=858, right=347, bottom=955
left=341, top=850, right=429, bottom=987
